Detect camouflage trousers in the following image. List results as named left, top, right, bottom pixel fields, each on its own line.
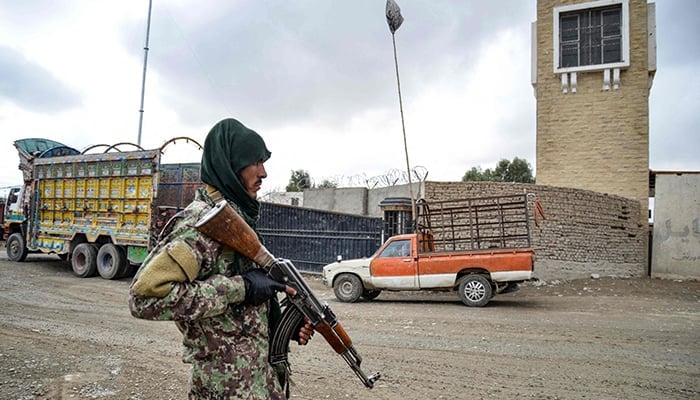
left=187, top=360, right=285, bottom=400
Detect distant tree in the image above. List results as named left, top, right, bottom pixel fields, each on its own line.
left=503, top=157, right=535, bottom=183
left=462, top=157, right=535, bottom=183
left=462, top=167, right=490, bottom=182
left=317, top=179, right=337, bottom=189
left=492, top=159, right=512, bottom=182
left=286, top=169, right=313, bottom=192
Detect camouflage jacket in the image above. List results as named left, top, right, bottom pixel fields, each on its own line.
left=128, top=189, right=285, bottom=399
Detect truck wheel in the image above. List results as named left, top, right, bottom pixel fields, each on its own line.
left=361, top=290, right=381, bottom=300
left=7, top=233, right=28, bottom=262
left=71, top=243, right=98, bottom=278
left=333, top=274, right=363, bottom=303
left=96, top=244, right=127, bottom=280
left=458, top=275, right=492, bottom=307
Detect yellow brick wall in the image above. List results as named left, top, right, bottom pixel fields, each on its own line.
left=535, top=0, right=650, bottom=224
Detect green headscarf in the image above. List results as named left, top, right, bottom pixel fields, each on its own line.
left=200, top=118, right=271, bottom=224
left=201, top=119, right=281, bottom=335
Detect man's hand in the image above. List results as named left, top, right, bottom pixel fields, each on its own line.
left=241, top=269, right=287, bottom=306
left=296, top=320, right=314, bottom=345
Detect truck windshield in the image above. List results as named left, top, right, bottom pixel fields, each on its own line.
left=7, top=187, right=21, bottom=212
left=378, top=239, right=411, bottom=258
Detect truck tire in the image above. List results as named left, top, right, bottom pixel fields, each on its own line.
left=72, top=243, right=98, bottom=278
left=361, top=290, right=381, bottom=300
left=333, top=274, right=363, bottom=303
left=97, top=244, right=127, bottom=280
left=7, top=233, right=28, bottom=262
left=458, top=274, right=493, bottom=307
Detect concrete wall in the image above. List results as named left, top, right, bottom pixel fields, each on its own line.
left=264, top=191, right=304, bottom=207
left=651, top=172, right=700, bottom=280
left=304, top=183, right=422, bottom=218
left=302, top=187, right=369, bottom=216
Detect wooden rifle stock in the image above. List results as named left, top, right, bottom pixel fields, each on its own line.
left=194, top=200, right=275, bottom=267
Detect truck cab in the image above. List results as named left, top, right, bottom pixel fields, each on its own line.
left=3, top=187, right=25, bottom=235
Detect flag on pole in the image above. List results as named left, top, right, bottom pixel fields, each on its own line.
left=385, top=0, right=404, bottom=34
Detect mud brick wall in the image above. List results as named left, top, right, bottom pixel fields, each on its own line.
left=423, top=182, right=647, bottom=277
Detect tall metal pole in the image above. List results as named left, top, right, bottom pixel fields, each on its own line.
left=137, top=0, right=153, bottom=146
left=385, top=0, right=416, bottom=231
left=391, top=33, right=417, bottom=230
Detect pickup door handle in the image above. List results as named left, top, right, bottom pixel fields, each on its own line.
left=401, top=258, right=412, bottom=262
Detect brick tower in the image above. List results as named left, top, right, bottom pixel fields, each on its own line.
left=532, top=0, right=656, bottom=223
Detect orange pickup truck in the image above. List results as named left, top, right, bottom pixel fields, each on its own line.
left=322, top=194, right=538, bottom=307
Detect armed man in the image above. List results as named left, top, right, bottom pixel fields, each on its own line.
left=128, top=118, right=314, bottom=399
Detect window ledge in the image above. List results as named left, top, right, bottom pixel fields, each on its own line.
left=555, top=62, right=629, bottom=75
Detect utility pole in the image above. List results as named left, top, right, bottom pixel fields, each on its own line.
left=137, top=0, right=153, bottom=146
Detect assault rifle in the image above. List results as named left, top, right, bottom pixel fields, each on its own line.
left=195, top=200, right=381, bottom=389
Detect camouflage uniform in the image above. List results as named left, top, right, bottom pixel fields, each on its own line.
left=129, top=189, right=285, bottom=399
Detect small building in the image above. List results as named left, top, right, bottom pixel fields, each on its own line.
left=263, top=191, right=304, bottom=207
left=650, top=171, right=700, bottom=280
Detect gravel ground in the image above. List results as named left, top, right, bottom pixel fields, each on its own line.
left=0, top=249, right=698, bottom=400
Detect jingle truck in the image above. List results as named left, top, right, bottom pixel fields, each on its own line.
left=4, top=137, right=203, bottom=279
left=322, top=194, right=539, bottom=307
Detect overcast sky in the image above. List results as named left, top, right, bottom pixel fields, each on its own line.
left=0, top=0, right=698, bottom=197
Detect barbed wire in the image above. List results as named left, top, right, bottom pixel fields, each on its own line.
left=294, top=166, right=429, bottom=190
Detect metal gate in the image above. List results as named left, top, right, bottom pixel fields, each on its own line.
left=259, top=202, right=382, bottom=273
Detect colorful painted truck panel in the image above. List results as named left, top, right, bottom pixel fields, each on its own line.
left=4, top=137, right=203, bottom=279
left=322, top=194, right=538, bottom=307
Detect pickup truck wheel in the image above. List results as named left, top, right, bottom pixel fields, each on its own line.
left=458, top=275, right=492, bottom=307
left=7, top=233, right=28, bottom=262
left=333, top=274, right=363, bottom=303
left=71, top=243, right=98, bottom=278
left=361, top=290, right=381, bottom=300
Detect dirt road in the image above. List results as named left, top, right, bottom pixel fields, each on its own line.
left=0, top=251, right=698, bottom=400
